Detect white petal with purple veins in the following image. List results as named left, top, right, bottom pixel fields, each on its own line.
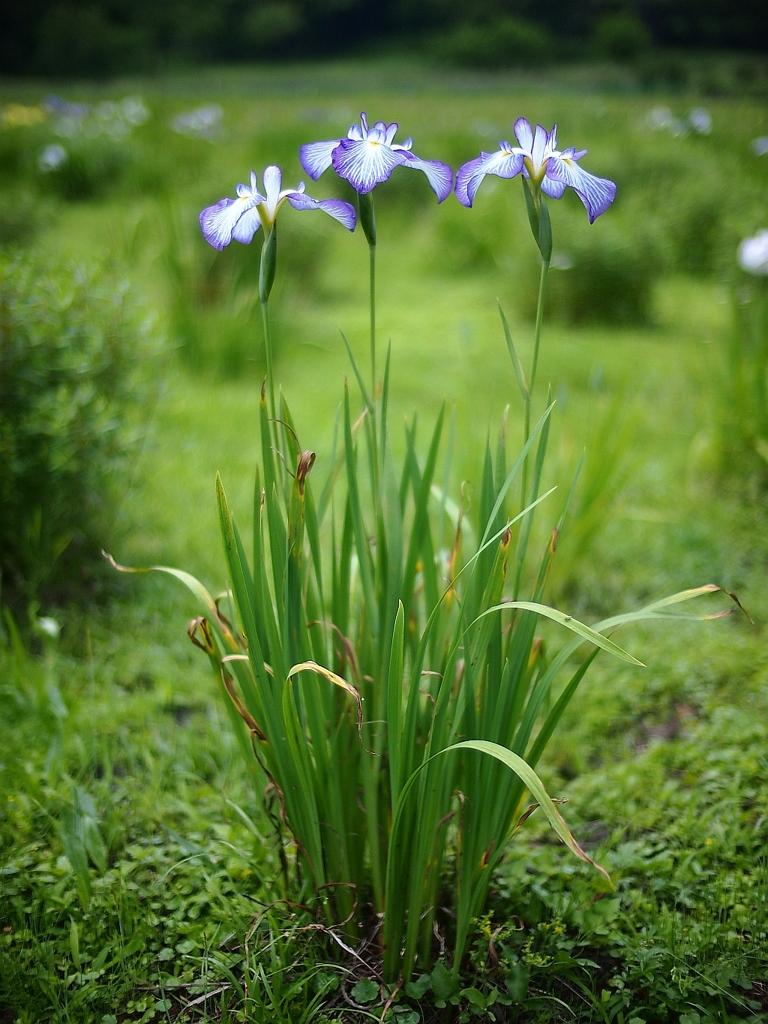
left=399, top=151, right=453, bottom=202
left=315, top=198, right=357, bottom=230
left=286, top=192, right=357, bottom=230
left=200, top=196, right=255, bottom=250
left=514, top=117, right=533, bottom=152
left=455, top=148, right=524, bottom=207
left=299, top=139, right=342, bottom=180
left=262, top=165, right=282, bottom=206
left=541, top=175, right=567, bottom=199
left=530, top=124, right=549, bottom=177
left=331, top=138, right=406, bottom=194
left=231, top=206, right=262, bottom=243
left=546, top=156, right=616, bottom=223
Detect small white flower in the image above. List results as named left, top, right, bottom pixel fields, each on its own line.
left=122, top=96, right=150, bottom=126
left=750, top=137, right=768, bottom=156
left=38, top=144, right=67, bottom=172
left=171, top=105, right=223, bottom=141
left=687, top=108, right=712, bottom=134
left=738, top=230, right=768, bottom=276
left=37, top=616, right=61, bottom=639
left=646, top=106, right=673, bottom=131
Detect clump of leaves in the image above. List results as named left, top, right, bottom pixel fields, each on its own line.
left=0, top=251, right=164, bottom=608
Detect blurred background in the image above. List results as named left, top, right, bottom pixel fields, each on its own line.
left=1, top=0, right=767, bottom=610
left=1, top=0, right=767, bottom=76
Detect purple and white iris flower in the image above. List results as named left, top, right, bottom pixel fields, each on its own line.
left=199, top=165, right=356, bottom=251
left=299, top=112, right=453, bottom=202
left=455, top=118, right=616, bottom=224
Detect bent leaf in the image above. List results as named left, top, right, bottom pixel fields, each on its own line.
left=287, top=660, right=365, bottom=743
left=103, top=552, right=240, bottom=651
left=470, top=601, right=644, bottom=666
left=389, top=739, right=610, bottom=886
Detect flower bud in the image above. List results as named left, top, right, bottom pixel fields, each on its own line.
left=259, top=223, right=278, bottom=303
left=357, top=191, right=376, bottom=248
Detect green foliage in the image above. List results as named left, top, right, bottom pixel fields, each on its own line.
left=37, top=138, right=133, bottom=202
left=0, top=188, right=41, bottom=247
left=2, top=1, right=768, bottom=78
left=0, top=252, right=163, bottom=606
left=714, top=279, right=768, bottom=482
left=430, top=18, right=553, bottom=70
left=523, top=224, right=660, bottom=326
left=594, top=13, right=652, bottom=62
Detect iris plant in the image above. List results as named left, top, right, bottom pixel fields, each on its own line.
left=200, top=165, right=355, bottom=423
left=112, top=112, right=732, bottom=987
left=301, top=113, right=453, bottom=392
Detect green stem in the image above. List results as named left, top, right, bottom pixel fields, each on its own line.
left=522, top=258, right=550, bottom=504
left=370, top=240, right=376, bottom=399
left=261, top=297, right=276, bottom=434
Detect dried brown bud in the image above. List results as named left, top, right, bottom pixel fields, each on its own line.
left=296, top=450, right=316, bottom=493
left=188, top=616, right=215, bottom=654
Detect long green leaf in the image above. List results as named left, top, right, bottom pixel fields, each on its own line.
left=469, top=601, right=644, bottom=665
left=498, top=302, right=528, bottom=401
left=480, top=400, right=555, bottom=548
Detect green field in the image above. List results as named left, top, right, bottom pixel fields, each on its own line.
left=1, top=63, right=767, bottom=1022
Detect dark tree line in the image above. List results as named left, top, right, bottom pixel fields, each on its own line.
left=0, top=0, right=766, bottom=77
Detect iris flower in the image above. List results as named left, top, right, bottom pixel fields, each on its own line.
left=200, top=165, right=356, bottom=250
left=455, top=118, right=616, bottom=223
left=299, top=112, right=453, bottom=202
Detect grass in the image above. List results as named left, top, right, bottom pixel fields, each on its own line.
left=1, top=60, right=768, bottom=1020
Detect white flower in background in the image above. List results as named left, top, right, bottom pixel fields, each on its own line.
left=738, top=230, right=768, bottom=275
left=171, top=105, right=223, bottom=141
left=646, top=106, right=711, bottom=137
left=37, top=616, right=61, bottom=639
left=122, top=96, right=150, bottom=126
left=687, top=107, right=712, bottom=134
left=646, top=106, right=673, bottom=131
left=43, top=95, right=90, bottom=118
left=44, top=94, right=149, bottom=140
left=91, top=101, right=129, bottom=140
left=750, top=137, right=768, bottom=156
left=38, top=143, right=67, bottom=172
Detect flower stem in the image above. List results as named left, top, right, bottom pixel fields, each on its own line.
left=522, top=257, right=550, bottom=503
left=369, top=239, right=376, bottom=398
left=261, top=297, right=276, bottom=430
left=527, top=258, right=550, bottom=438
left=358, top=190, right=378, bottom=398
